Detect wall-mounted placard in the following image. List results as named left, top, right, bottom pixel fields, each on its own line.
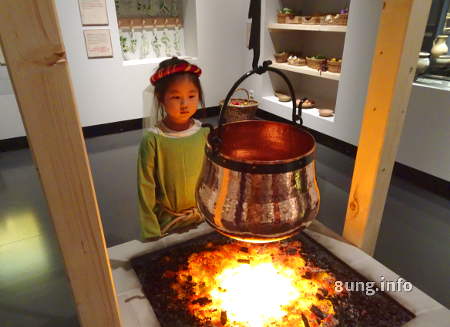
left=79, top=0, right=109, bottom=26
left=83, top=29, right=113, bottom=58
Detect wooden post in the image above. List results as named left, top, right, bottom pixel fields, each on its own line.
left=0, top=1, right=122, bottom=327
left=343, top=0, right=432, bottom=255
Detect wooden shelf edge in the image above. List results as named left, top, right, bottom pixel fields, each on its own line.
left=268, top=23, right=347, bottom=33
left=261, top=96, right=335, bottom=123
left=270, top=62, right=341, bottom=81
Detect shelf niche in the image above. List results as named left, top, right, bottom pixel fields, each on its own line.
left=261, top=0, right=350, bottom=125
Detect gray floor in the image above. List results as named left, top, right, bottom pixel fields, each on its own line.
left=1, top=121, right=449, bottom=326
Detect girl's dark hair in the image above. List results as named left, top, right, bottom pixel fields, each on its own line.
left=153, top=57, right=205, bottom=120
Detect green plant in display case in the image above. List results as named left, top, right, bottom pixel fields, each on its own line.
left=120, top=35, right=129, bottom=53
left=278, top=8, right=294, bottom=15
left=141, top=32, right=150, bottom=58
left=277, top=7, right=294, bottom=23
left=151, top=31, right=161, bottom=57
left=174, top=27, right=181, bottom=56
left=160, top=30, right=171, bottom=56
left=159, top=0, right=170, bottom=16
left=130, top=38, right=137, bottom=53
left=137, top=0, right=153, bottom=16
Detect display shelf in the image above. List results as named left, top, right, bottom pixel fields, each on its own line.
left=269, top=23, right=347, bottom=33
left=270, top=62, right=340, bottom=81
left=261, top=95, right=335, bottom=123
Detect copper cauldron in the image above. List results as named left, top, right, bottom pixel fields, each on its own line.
left=196, top=62, right=320, bottom=242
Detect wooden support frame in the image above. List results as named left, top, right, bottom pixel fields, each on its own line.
left=343, top=0, right=432, bottom=255
left=0, top=0, right=432, bottom=326
left=0, top=1, right=121, bottom=327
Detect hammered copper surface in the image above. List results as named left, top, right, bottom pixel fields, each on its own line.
left=196, top=120, right=320, bottom=242
left=218, top=121, right=315, bottom=163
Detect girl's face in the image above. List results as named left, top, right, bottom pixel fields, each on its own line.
left=162, top=77, right=199, bottom=124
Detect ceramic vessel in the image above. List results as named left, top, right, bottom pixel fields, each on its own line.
left=433, top=55, right=450, bottom=68
left=431, top=35, right=448, bottom=58
left=319, top=109, right=334, bottom=117
left=416, top=52, right=430, bottom=75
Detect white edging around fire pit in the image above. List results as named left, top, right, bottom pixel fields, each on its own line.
left=108, top=223, right=450, bottom=327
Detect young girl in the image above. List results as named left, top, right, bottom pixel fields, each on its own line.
left=138, top=57, right=210, bottom=239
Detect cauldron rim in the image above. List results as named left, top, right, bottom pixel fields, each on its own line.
left=206, top=120, right=316, bottom=166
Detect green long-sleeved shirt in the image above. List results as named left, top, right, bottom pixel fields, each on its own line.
left=137, top=124, right=209, bottom=239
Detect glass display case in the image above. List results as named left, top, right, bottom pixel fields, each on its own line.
left=417, top=0, right=450, bottom=83
left=114, top=0, right=186, bottom=60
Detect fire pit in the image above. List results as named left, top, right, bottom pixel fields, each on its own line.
left=130, top=232, right=414, bottom=327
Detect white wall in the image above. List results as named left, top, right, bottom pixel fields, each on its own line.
left=0, top=66, right=24, bottom=139
left=398, top=84, right=450, bottom=180
left=0, top=0, right=249, bottom=139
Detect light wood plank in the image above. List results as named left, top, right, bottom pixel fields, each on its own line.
left=309, top=220, right=350, bottom=244
left=270, top=62, right=340, bottom=81
left=343, top=0, right=432, bottom=255
left=0, top=1, right=122, bottom=326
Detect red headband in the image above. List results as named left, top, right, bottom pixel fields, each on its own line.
left=150, top=62, right=202, bottom=85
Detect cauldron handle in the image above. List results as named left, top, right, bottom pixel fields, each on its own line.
left=217, top=60, right=303, bottom=128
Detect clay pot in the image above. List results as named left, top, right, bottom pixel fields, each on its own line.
left=296, top=98, right=315, bottom=109
left=275, top=92, right=291, bottom=102
left=431, top=35, right=448, bottom=58
left=319, top=109, right=334, bottom=117
left=416, top=52, right=430, bottom=75
left=274, top=52, right=290, bottom=63
left=433, top=55, right=450, bottom=68
left=277, top=13, right=294, bottom=24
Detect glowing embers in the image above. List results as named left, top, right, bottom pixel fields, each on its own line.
left=131, top=232, right=415, bottom=327
left=171, top=242, right=339, bottom=327
left=212, top=263, right=298, bottom=325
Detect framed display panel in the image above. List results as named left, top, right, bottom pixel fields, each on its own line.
left=79, top=0, right=109, bottom=26
left=83, top=29, right=114, bottom=58
left=0, top=0, right=432, bottom=326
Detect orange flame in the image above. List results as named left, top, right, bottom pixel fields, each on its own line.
left=170, top=241, right=340, bottom=326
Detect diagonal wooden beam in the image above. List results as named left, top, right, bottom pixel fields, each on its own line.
left=343, top=0, right=432, bottom=255
left=0, top=1, right=122, bottom=326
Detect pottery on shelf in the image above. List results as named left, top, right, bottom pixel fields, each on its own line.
left=431, top=35, right=448, bottom=58
left=296, top=98, right=315, bottom=109
left=416, top=52, right=430, bottom=75
left=433, top=55, right=450, bottom=68
left=319, top=109, right=334, bottom=117
left=275, top=92, right=291, bottom=102
left=274, top=51, right=290, bottom=63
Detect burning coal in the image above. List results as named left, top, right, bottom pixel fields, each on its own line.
left=131, top=232, right=415, bottom=327
left=170, top=241, right=340, bottom=326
